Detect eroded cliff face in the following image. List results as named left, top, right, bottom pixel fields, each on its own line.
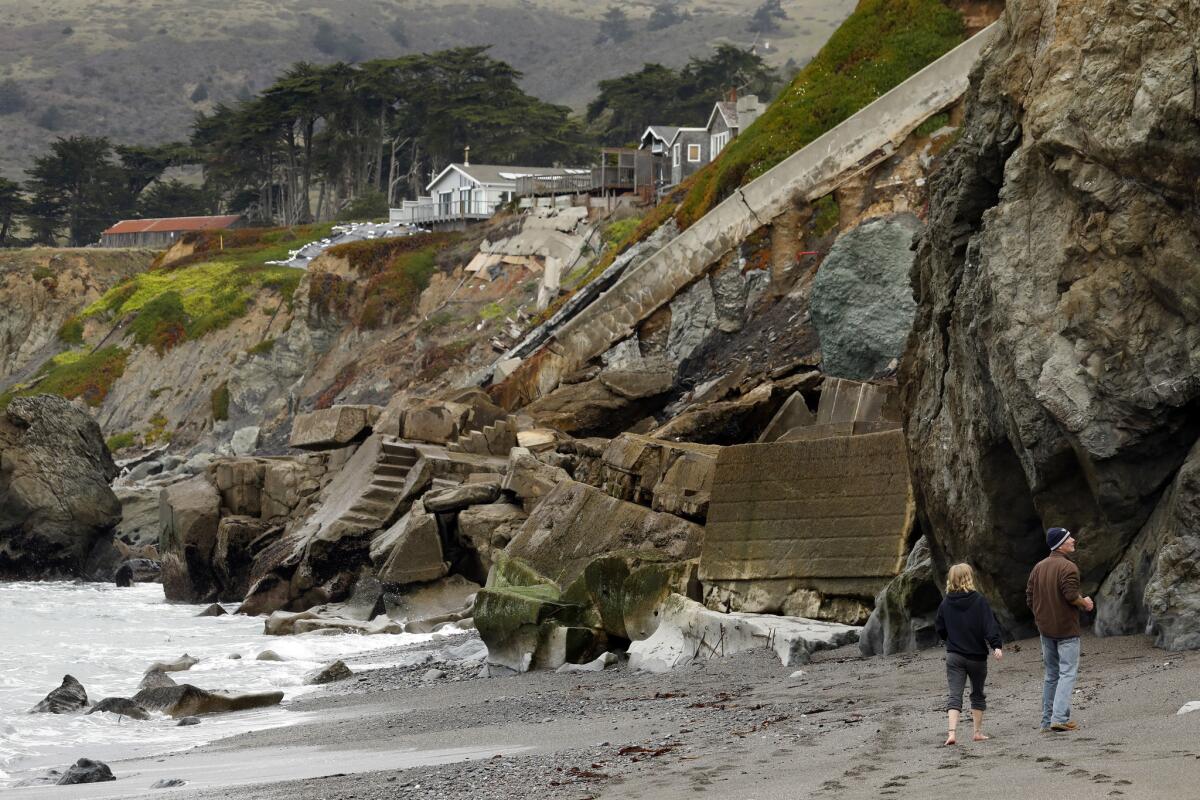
left=902, top=0, right=1200, bottom=640
left=0, top=249, right=153, bottom=382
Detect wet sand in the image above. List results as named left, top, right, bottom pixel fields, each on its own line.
left=20, top=633, right=1200, bottom=799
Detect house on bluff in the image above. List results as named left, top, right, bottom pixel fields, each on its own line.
left=390, top=161, right=589, bottom=229
left=99, top=214, right=244, bottom=249
left=658, top=95, right=767, bottom=190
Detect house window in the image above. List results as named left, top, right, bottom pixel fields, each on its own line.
left=673, top=143, right=681, bottom=167
left=711, top=131, right=730, bottom=156
left=687, top=144, right=702, bottom=163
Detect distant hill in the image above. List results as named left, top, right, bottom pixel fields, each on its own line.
left=0, top=0, right=854, bottom=178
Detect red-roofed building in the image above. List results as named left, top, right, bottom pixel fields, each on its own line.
left=99, top=214, right=245, bottom=249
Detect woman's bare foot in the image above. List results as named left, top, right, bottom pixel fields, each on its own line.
left=972, top=732, right=990, bottom=742
left=944, top=732, right=957, bottom=746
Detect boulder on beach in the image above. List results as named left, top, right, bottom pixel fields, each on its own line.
left=305, top=660, right=352, bottom=685
left=0, top=395, right=121, bottom=579
left=131, top=684, right=283, bottom=718
left=176, top=716, right=200, bottom=726
left=86, top=697, right=151, bottom=720
left=29, top=674, right=88, bottom=714
left=57, top=758, right=115, bottom=785
left=255, top=649, right=285, bottom=661
left=197, top=603, right=228, bottom=617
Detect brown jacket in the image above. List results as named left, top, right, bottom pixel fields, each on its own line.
left=1026, top=551, right=1082, bottom=638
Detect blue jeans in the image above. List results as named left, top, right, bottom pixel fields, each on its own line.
left=1041, top=635, right=1080, bottom=726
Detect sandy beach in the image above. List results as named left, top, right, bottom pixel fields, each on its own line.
left=15, top=632, right=1197, bottom=800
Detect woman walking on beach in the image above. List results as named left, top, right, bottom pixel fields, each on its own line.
left=935, top=563, right=1003, bottom=745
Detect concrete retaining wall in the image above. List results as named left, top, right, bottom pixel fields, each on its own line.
left=700, top=429, right=914, bottom=585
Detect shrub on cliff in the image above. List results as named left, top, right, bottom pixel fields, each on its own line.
left=673, top=0, right=965, bottom=228
left=77, top=225, right=316, bottom=354
left=326, top=233, right=455, bottom=329
left=1, top=348, right=129, bottom=409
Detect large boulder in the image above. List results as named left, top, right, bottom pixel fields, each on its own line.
left=811, top=214, right=921, bottom=380
left=858, top=537, right=943, bottom=656
left=901, top=0, right=1200, bottom=633
left=0, top=395, right=120, bottom=578
left=159, top=476, right=221, bottom=602
left=57, top=759, right=115, bottom=785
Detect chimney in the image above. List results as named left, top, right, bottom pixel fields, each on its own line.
left=464, top=145, right=470, bottom=166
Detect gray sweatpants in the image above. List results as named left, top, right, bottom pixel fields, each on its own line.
left=945, top=652, right=988, bottom=711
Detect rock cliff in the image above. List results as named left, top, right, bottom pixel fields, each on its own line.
left=0, top=395, right=120, bottom=577
left=902, top=0, right=1200, bottom=642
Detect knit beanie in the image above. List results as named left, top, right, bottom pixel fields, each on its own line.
left=1047, top=527, right=1071, bottom=551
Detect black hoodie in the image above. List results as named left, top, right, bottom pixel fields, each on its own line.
left=935, top=591, right=1003, bottom=659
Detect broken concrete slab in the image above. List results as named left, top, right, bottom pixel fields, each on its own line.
left=757, top=391, right=817, bottom=443
left=289, top=405, right=380, bottom=450
left=598, top=361, right=676, bottom=400
left=383, top=574, right=479, bottom=624
left=651, top=450, right=718, bottom=521
left=516, top=428, right=558, bottom=452
left=422, top=482, right=501, bottom=513
left=403, top=401, right=473, bottom=444
left=700, top=430, right=914, bottom=601
left=375, top=505, right=448, bottom=586
left=501, top=448, right=569, bottom=509
left=651, top=383, right=778, bottom=444
left=505, top=480, right=704, bottom=588
left=777, top=420, right=899, bottom=442
left=627, top=593, right=860, bottom=672
left=457, top=502, right=528, bottom=571
left=598, top=434, right=719, bottom=518
left=159, top=476, right=221, bottom=603
left=814, top=377, right=901, bottom=425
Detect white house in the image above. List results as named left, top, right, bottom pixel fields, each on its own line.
left=390, top=162, right=587, bottom=227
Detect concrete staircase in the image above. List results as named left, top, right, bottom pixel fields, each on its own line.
left=334, top=439, right=420, bottom=530
left=447, top=415, right=519, bottom=457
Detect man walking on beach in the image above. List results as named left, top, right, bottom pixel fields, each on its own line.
left=1027, top=527, right=1092, bottom=732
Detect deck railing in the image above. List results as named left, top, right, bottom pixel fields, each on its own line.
left=389, top=197, right=497, bottom=225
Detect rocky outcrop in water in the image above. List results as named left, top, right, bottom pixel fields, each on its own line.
left=901, top=0, right=1200, bottom=640
left=29, top=674, right=88, bottom=713
left=131, top=684, right=284, bottom=718
left=0, top=396, right=120, bottom=578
